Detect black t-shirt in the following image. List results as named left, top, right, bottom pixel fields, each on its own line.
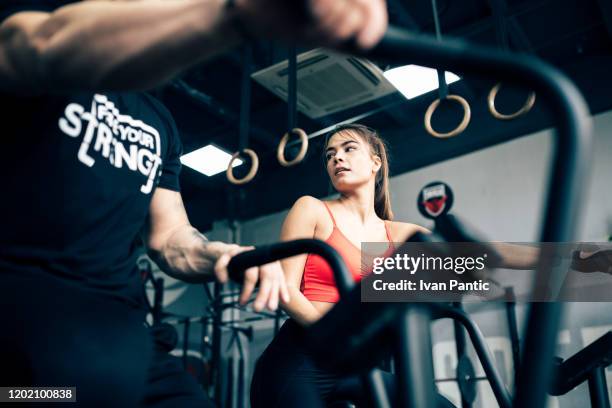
left=0, top=2, right=184, bottom=306
left=0, top=90, right=183, bottom=305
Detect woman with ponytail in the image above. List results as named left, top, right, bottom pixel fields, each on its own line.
left=250, top=124, right=454, bottom=407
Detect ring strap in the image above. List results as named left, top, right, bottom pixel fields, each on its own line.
left=431, top=0, right=448, bottom=100
left=227, top=45, right=259, bottom=184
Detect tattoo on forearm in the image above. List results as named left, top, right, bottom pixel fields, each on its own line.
left=192, top=229, right=209, bottom=245
left=148, top=227, right=214, bottom=280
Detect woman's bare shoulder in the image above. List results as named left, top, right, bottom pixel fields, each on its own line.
left=288, top=196, right=332, bottom=223
left=291, top=195, right=325, bottom=212
left=284, top=196, right=333, bottom=238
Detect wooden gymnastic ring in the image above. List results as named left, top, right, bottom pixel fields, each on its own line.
left=277, top=128, right=308, bottom=167
left=487, top=82, right=536, bottom=120
left=226, top=148, right=259, bottom=185
left=424, top=94, right=471, bottom=139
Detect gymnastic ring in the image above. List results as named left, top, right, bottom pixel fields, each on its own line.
left=277, top=128, right=309, bottom=167
left=226, top=148, right=259, bottom=185
left=424, top=94, right=471, bottom=139
left=488, top=82, right=536, bottom=120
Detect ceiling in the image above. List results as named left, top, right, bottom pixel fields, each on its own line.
left=154, top=0, right=612, bottom=231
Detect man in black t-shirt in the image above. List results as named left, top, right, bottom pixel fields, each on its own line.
left=0, top=0, right=388, bottom=406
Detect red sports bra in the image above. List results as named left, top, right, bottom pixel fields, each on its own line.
left=301, top=202, right=395, bottom=303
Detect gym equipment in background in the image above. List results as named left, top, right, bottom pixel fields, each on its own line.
left=485, top=0, right=536, bottom=121
left=227, top=45, right=259, bottom=185
left=276, top=45, right=309, bottom=167
left=550, top=331, right=612, bottom=408
left=424, top=0, right=471, bottom=139
left=415, top=182, right=510, bottom=408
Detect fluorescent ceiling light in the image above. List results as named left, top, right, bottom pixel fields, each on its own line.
left=383, top=65, right=461, bottom=100
left=180, top=144, right=243, bottom=177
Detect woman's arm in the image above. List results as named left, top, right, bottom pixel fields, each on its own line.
left=491, top=243, right=540, bottom=269
left=279, top=196, right=325, bottom=326
left=392, top=221, right=609, bottom=273
left=491, top=243, right=612, bottom=272
left=392, top=222, right=539, bottom=269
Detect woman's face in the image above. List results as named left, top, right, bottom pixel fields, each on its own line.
left=325, top=130, right=381, bottom=191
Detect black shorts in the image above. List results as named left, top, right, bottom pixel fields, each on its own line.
left=0, top=271, right=213, bottom=408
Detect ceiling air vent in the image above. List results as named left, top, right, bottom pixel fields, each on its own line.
left=251, top=49, right=397, bottom=119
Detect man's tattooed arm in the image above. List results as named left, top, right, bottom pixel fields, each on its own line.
left=149, top=226, right=243, bottom=283
left=146, top=189, right=289, bottom=310
left=146, top=189, right=241, bottom=282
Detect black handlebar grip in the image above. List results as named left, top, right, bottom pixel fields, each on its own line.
left=225, top=239, right=355, bottom=297
left=227, top=245, right=275, bottom=283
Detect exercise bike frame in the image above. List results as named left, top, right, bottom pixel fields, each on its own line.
left=229, top=25, right=592, bottom=408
